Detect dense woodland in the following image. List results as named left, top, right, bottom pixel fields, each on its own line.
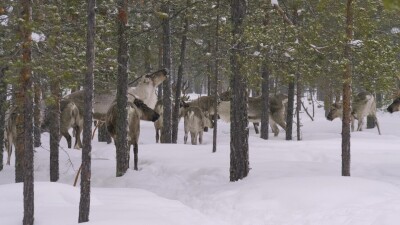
left=0, top=0, right=399, bottom=224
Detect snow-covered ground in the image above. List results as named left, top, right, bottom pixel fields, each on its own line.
left=2, top=98, right=400, bottom=225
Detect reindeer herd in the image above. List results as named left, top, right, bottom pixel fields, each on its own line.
left=3, top=68, right=400, bottom=169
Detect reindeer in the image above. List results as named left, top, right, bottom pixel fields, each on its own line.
left=4, top=106, right=16, bottom=165
left=41, top=99, right=83, bottom=149
left=65, top=69, right=168, bottom=121
left=184, top=106, right=213, bottom=145
left=249, top=94, right=288, bottom=136
left=106, top=98, right=159, bottom=170
left=184, top=95, right=220, bottom=132
left=327, top=92, right=381, bottom=135
left=387, top=97, right=400, bottom=113
left=217, top=94, right=288, bottom=136
left=153, top=81, right=190, bottom=143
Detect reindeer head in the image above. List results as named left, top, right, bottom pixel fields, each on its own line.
left=387, top=97, right=400, bottom=113
left=219, top=90, right=231, bottom=101
left=140, top=68, right=168, bottom=87
left=326, top=102, right=343, bottom=121
left=203, top=111, right=214, bottom=128
left=172, top=80, right=190, bottom=102
left=133, top=98, right=160, bottom=122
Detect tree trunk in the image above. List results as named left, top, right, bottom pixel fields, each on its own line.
left=158, top=42, right=163, bottom=101
left=49, top=80, right=60, bottom=182
left=260, top=61, right=270, bottom=140
left=161, top=1, right=172, bottom=143
left=19, top=0, right=34, bottom=223
left=98, top=122, right=111, bottom=143
left=172, top=7, right=189, bottom=143
left=296, top=72, right=302, bottom=141
left=33, top=81, right=41, bottom=147
left=115, top=0, right=129, bottom=176
left=0, top=66, right=7, bottom=171
left=144, top=42, right=152, bottom=73
left=78, top=0, right=95, bottom=222
left=230, top=0, right=249, bottom=182
left=212, top=0, right=220, bottom=153
left=342, top=0, right=354, bottom=177
left=286, top=79, right=295, bottom=140
left=324, top=85, right=333, bottom=117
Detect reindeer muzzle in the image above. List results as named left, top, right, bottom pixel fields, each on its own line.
left=152, top=113, right=160, bottom=122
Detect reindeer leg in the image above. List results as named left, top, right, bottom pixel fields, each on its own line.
left=6, top=144, right=12, bottom=165
left=199, top=131, right=203, bottom=144
left=253, top=122, right=259, bottom=134
left=62, top=131, right=72, bottom=149
left=126, top=144, right=130, bottom=169
left=156, top=128, right=159, bottom=143
left=74, top=126, right=82, bottom=149
left=351, top=117, right=355, bottom=132
left=191, top=132, right=196, bottom=145
left=357, top=118, right=363, bottom=131
left=375, top=116, right=381, bottom=135
left=133, top=143, right=138, bottom=171
left=184, top=130, right=188, bottom=144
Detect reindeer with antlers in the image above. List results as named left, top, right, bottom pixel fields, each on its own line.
left=154, top=81, right=190, bottom=143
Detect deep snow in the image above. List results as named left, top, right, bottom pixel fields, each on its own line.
left=2, top=98, right=400, bottom=225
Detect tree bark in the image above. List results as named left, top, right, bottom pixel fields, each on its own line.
left=260, top=61, right=270, bottom=140
left=342, top=0, right=354, bottom=177
left=286, top=79, right=295, bottom=140
left=49, top=79, right=60, bottom=182
left=0, top=66, right=7, bottom=171
left=172, top=7, right=189, bottom=143
left=78, top=0, right=95, bottom=222
left=115, top=0, right=129, bottom=176
left=212, top=0, right=220, bottom=153
left=296, top=72, right=302, bottom=141
left=161, top=1, right=172, bottom=143
left=33, top=81, right=41, bottom=147
left=19, top=0, right=34, bottom=223
left=98, top=122, right=111, bottom=143
left=157, top=42, right=163, bottom=101
left=230, top=0, right=249, bottom=182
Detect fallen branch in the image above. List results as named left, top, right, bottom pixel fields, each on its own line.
left=301, top=101, right=314, bottom=121
left=73, top=164, right=82, bottom=187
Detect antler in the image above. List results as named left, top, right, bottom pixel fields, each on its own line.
left=181, top=80, right=190, bottom=101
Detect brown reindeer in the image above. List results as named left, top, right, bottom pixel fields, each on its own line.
left=327, top=92, right=381, bottom=135
left=217, top=94, right=288, bottom=136
left=387, top=97, right=400, bottom=113
left=249, top=94, right=288, bottom=136
left=184, top=106, right=213, bottom=145
left=4, top=106, right=16, bottom=165
left=41, top=99, right=83, bottom=149
left=153, top=81, right=190, bottom=143
left=106, top=98, right=159, bottom=170
left=65, top=69, right=168, bottom=121
left=153, top=99, right=187, bottom=143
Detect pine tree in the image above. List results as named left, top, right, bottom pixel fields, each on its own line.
left=212, top=0, right=220, bottom=152
left=78, top=0, right=95, bottom=222
left=115, top=0, right=129, bottom=176
left=230, top=0, right=249, bottom=182
left=161, top=1, right=172, bottom=144
left=0, top=66, right=7, bottom=171
left=342, top=0, right=354, bottom=177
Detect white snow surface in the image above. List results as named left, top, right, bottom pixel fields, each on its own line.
left=2, top=98, right=400, bottom=225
